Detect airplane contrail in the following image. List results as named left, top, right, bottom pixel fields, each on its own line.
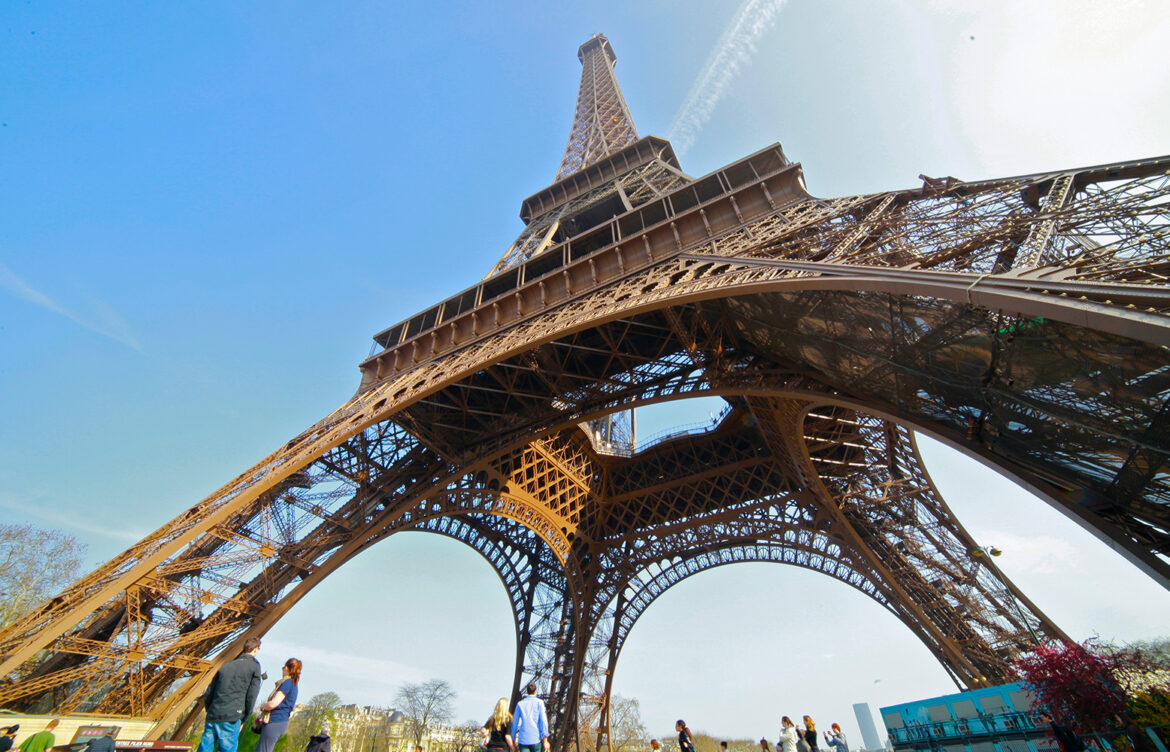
left=0, top=260, right=141, bottom=351
left=667, top=0, right=789, bottom=156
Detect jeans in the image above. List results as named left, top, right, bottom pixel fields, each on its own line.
left=519, top=743, right=545, bottom=752
left=197, top=721, right=241, bottom=752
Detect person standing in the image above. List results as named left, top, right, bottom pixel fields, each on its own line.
left=676, top=721, right=695, bottom=752
left=85, top=729, right=117, bottom=752
left=779, top=717, right=799, bottom=752
left=511, top=682, right=550, bottom=752
left=18, top=721, right=56, bottom=752
left=795, top=727, right=809, bottom=752
left=0, top=726, right=19, bottom=752
left=256, top=658, right=300, bottom=752
left=760, top=739, right=772, bottom=752
left=802, top=717, right=818, bottom=752
left=484, top=697, right=517, bottom=752
left=1122, top=716, right=1157, bottom=752
left=1039, top=713, right=1084, bottom=752
left=304, top=728, right=331, bottom=752
left=198, top=637, right=263, bottom=752
left=823, top=724, right=846, bottom=752
left=650, top=741, right=661, bottom=752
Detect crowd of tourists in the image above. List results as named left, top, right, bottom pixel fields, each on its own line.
left=0, top=655, right=1106, bottom=752
left=192, top=652, right=555, bottom=752
left=647, top=716, right=848, bottom=752
left=0, top=645, right=1107, bottom=752
left=186, top=639, right=559, bottom=752
left=186, top=635, right=849, bottom=752
left=0, top=627, right=1129, bottom=752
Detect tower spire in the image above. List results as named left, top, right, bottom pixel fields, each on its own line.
left=555, top=34, right=639, bottom=179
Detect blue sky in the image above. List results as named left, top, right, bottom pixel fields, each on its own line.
left=2, top=0, right=1169, bottom=745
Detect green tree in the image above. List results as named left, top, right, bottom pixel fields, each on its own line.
left=0, top=523, right=86, bottom=630
left=1116, top=639, right=1170, bottom=728
left=395, top=679, right=456, bottom=749
left=289, top=692, right=341, bottom=752
left=1130, top=688, right=1170, bottom=728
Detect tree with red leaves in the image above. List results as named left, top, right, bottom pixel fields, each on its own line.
left=1014, top=639, right=1170, bottom=734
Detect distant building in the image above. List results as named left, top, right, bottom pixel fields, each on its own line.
left=854, top=702, right=883, bottom=751
left=879, top=682, right=1051, bottom=752
left=290, top=704, right=466, bottom=752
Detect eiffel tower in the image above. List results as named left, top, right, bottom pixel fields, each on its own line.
left=3, top=32, right=1169, bottom=751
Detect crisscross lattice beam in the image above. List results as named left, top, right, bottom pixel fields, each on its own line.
left=556, top=35, right=639, bottom=180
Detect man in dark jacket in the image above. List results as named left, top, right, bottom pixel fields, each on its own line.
left=84, top=728, right=117, bottom=752
left=197, top=636, right=263, bottom=752
left=304, top=728, right=331, bottom=752
left=1039, top=712, right=1085, bottom=752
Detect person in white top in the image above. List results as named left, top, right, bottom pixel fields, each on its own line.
left=779, top=716, right=799, bottom=752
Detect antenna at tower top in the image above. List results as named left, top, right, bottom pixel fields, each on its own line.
left=556, top=34, right=639, bottom=179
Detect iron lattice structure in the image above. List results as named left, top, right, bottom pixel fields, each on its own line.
left=3, top=33, right=1170, bottom=751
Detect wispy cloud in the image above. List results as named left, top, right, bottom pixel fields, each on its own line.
left=261, top=639, right=431, bottom=691
left=258, top=639, right=504, bottom=718
left=0, top=493, right=146, bottom=543
left=0, top=260, right=141, bottom=350
left=667, top=0, right=789, bottom=155
left=972, top=529, right=1079, bottom=575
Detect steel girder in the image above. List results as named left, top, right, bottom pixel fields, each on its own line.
left=488, top=155, right=690, bottom=277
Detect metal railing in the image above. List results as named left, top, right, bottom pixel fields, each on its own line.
left=888, top=713, right=1170, bottom=752
left=635, top=404, right=733, bottom=451
left=888, top=710, right=1043, bottom=745
left=591, top=404, right=733, bottom=457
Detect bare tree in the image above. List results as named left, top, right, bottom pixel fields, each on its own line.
left=608, top=696, right=647, bottom=752
left=395, top=679, right=457, bottom=748
left=450, top=721, right=484, bottom=752
left=0, top=523, right=85, bottom=630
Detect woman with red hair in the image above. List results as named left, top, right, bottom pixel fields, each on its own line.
left=257, top=658, right=302, bottom=752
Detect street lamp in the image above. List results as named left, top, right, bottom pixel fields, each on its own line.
left=968, top=544, right=1042, bottom=646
